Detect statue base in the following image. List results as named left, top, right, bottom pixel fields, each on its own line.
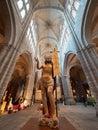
left=39, top=117, right=59, bottom=129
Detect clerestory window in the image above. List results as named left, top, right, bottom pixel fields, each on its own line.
left=26, top=20, right=37, bottom=54
left=17, top=0, right=30, bottom=20
left=67, top=0, right=80, bottom=19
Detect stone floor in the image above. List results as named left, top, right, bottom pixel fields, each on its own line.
left=0, top=103, right=98, bottom=130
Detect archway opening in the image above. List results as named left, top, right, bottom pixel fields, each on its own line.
left=70, top=66, right=90, bottom=102
left=3, top=53, right=31, bottom=110
left=66, top=54, right=92, bottom=103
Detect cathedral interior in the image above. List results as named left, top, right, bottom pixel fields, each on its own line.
left=0, top=0, right=98, bottom=130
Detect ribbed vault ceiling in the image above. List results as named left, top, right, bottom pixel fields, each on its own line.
left=32, top=0, right=66, bottom=59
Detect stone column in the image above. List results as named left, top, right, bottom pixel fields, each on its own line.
left=24, top=74, right=34, bottom=106
left=0, top=45, right=19, bottom=101
left=0, top=45, right=18, bottom=84
left=62, top=75, right=75, bottom=105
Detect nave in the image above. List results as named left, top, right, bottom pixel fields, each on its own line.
left=0, top=0, right=98, bottom=129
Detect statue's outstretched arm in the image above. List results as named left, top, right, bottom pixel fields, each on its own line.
left=35, top=57, right=43, bottom=69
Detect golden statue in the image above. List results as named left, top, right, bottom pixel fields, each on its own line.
left=35, top=54, right=60, bottom=128
left=35, top=48, right=61, bottom=128
left=35, top=56, right=57, bottom=119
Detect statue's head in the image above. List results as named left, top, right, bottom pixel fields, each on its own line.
left=44, top=55, right=52, bottom=64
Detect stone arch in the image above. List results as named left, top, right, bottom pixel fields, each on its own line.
left=81, top=0, right=98, bottom=45
left=67, top=53, right=91, bottom=102
left=62, top=52, right=91, bottom=104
